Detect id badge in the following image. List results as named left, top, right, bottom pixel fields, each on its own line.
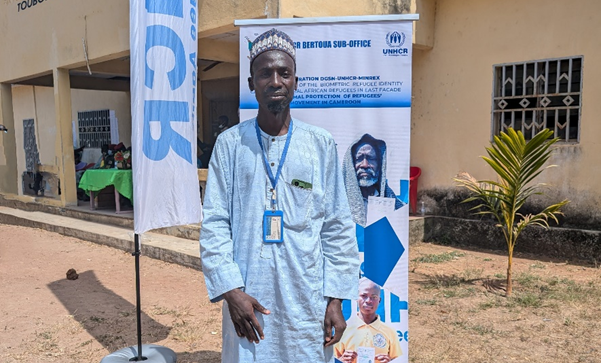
left=263, top=210, right=283, bottom=243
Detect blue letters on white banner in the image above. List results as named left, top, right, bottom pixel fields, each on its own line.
left=130, top=0, right=201, bottom=234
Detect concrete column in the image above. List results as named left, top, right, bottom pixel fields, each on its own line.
left=0, top=83, right=18, bottom=194
left=412, top=0, right=436, bottom=50
left=53, top=68, right=78, bottom=206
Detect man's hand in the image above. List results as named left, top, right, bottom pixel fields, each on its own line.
left=375, top=354, right=392, bottom=363
left=324, top=298, right=346, bottom=346
left=223, top=289, right=270, bottom=343
left=339, top=349, right=357, bottom=363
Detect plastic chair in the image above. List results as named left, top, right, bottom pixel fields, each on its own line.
left=409, top=166, right=422, bottom=214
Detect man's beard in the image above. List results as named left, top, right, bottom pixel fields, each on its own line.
left=266, top=97, right=291, bottom=113
left=357, top=168, right=378, bottom=187
left=264, top=90, right=292, bottom=113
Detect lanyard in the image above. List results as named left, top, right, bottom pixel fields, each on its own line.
left=255, top=119, right=293, bottom=210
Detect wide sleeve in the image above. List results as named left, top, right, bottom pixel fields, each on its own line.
left=199, top=137, right=244, bottom=302
left=320, top=137, right=360, bottom=300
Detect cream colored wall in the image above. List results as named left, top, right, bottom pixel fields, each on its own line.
left=0, top=0, right=129, bottom=83
left=11, top=86, right=56, bottom=194
left=11, top=85, right=131, bottom=195
left=411, top=0, right=601, bottom=214
left=198, top=0, right=277, bottom=34
left=0, top=0, right=284, bottom=81
left=4, top=0, right=600, bottom=216
left=279, top=0, right=410, bottom=17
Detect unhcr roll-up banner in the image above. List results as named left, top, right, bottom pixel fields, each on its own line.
left=237, top=15, right=417, bottom=362
left=130, top=0, right=201, bottom=234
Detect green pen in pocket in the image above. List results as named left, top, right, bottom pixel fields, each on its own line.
left=291, top=179, right=312, bottom=190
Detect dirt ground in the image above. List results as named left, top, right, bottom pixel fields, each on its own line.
left=0, top=224, right=222, bottom=363
left=1, top=224, right=600, bottom=362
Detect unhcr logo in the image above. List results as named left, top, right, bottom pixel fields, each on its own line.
left=383, top=31, right=409, bottom=57
left=386, top=31, right=406, bottom=47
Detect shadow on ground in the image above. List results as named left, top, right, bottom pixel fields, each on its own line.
left=47, top=270, right=171, bottom=351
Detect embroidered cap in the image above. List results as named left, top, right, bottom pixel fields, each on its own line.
left=248, top=28, right=296, bottom=64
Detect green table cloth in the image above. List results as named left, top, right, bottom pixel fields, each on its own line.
left=78, top=169, right=133, bottom=202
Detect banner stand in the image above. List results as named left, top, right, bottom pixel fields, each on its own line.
left=102, top=0, right=202, bottom=360
left=101, top=234, right=177, bottom=363
left=237, top=15, right=417, bottom=362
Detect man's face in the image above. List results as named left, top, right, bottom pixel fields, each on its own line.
left=354, top=143, right=379, bottom=187
left=248, top=50, right=297, bottom=113
left=358, top=284, right=380, bottom=315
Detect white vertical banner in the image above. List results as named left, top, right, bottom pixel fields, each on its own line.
left=238, top=17, right=415, bottom=362
left=130, top=0, right=201, bottom=234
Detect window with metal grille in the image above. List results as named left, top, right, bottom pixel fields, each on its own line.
left=492, top=56, right=583, bottom=142
left=77, top=109, right=116, bottom=148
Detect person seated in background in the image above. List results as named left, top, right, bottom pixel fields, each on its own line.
left=213, top=115, right=230, bottom=139
left=197, top=138, right=213, bottom=169
left=75, top=147, right=94, bottom=201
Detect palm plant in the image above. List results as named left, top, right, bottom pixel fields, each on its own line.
left=455, top=128, right=568, bottom=296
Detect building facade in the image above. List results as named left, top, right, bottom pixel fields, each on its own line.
left=1, top=0, right=599, bottom=228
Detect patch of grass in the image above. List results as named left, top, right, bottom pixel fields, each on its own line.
left=494, top=273, right=505, bottom=279
left=451, top=321, right=497, bottom=336
left=479, top=300, right=495, bottom=310
left=88, top=315, right=106, bottom=324
left=412, top=251, right=466, bottom=264
left=462, top=268, right=483, bottom=281
left=36, top=330, right=53, bottom=340
left=479, top=278, right=601, bottom=312
left=460, top=287, right=477, bottom=297
left=479, top=298, right=505, bottom=310
left=426, top=274, right=463, bottom=289
left=530, top=262, right=546, bottom=269
left=483, top=258, right=492, bottom=261
left=170, top=318, right=206, bottom=350
left=79, top=339, right=93, bottom=347
left=97, top=333, right=125, bottom=349
left=442, top=289, right=458, bottom=298
left=415, top=299, right=438, bottom=305
left=150, top=305, right=193, bottom=319
left=151, top=305, right=178, bottom=316
left=446, top=287, right=478, bottom=299
left=33, top=329, right=60, bottom=353
left=471, top=324, right=495, bottom=335
left=425, top=272, right=482, bottom=300
left=515, top=272, right=542, bottom=288
left=512, top=292, right=542, bottom=308
left=546, top=279, right=601, bottom=303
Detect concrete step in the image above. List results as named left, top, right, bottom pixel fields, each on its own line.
left=0, top=198, right=429, bottom=273
left=0, top=195, right=427, bottom=247
left=0, top=206, right=201, bottom=271
left=0, top=194, right=201, bottom=241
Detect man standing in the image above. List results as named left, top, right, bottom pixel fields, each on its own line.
left=335, top=278, right=403, bottom=363
left=343, top=134, right=404, bottom=227
left=200, top=28, right=360, bottom=362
